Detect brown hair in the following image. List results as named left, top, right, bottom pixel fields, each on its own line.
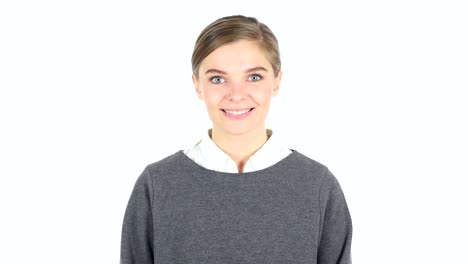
left=191, top=15, right=281, bottom=78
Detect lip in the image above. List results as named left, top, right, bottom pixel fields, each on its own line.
left=221, top=107, right=255, bottom=120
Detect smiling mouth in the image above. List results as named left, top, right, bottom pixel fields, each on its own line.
left=221, top=107, right=255, bottom=116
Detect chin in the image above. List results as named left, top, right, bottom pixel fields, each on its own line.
left=219, top=123, right=260, bottom=136
left=221, top=128, right=250, bottom=136
left=211, top=116, right=265, bottom=136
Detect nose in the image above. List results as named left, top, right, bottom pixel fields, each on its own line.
left=226, top=81, right=246, bottom=102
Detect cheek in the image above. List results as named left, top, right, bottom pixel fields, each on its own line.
left=202, top=88, right=225, bottom=107
left=251, top=87, right=274, bottom=104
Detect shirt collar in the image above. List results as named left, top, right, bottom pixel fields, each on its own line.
left=247, top=129, right=291, bottom=173
left=185, top=129, right=291, bottom=173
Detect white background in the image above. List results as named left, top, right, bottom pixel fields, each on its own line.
left=1, top=0, right=467, bottom=263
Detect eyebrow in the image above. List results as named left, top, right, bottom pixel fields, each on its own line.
left=204, top=69, right=227, bottom=75
left=204, top=66, right=269, bottom=75
left=246, top=66, right=268, bottom=73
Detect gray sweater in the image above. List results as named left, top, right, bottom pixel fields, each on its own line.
left=120, top=150, right=352, bottom=264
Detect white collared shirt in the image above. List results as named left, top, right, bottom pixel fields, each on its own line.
left=184, top=129, right=292, bottom=173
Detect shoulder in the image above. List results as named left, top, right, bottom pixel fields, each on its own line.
left=138, top=150, right=195, bottom=188
left=293, top=151, right=348, bottom=198
left=285, top=150, right=344, bottom=189
left=290, top=150, right=327, bottom=168
left=287, top=150, right=330, bottom=177
left=145, top=150, right=186, bottom=174
left=129, top=151, right=189, bottom=199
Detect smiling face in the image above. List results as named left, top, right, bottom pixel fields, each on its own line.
left=193, top=40, right=282, bottom=138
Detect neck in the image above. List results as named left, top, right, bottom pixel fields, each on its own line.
left=211, top=127, right=268, bottom=173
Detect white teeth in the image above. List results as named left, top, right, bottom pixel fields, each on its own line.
left=225, top=109, right=250, bottom=115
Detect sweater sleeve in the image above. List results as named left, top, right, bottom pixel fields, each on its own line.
left=317, top=168, right=353, bottom=264
left=120, top=167, right=154, bottom=264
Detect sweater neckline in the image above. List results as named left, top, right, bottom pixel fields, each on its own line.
left=175, top=149, right=300, bottom=177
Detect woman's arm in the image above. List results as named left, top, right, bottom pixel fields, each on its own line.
left=317, top=169, right=353, bottom=264
left=120, top=167, right=154, bottom=264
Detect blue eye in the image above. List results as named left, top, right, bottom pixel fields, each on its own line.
left=210, top=76, right=224, bottom=84
left=249, top=74, right=262, bottom=81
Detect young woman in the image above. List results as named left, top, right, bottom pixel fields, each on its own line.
left=121, top=15, right=352, bottom=264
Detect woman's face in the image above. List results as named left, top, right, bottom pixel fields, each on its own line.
left=193, top=40, right=282, bottom=137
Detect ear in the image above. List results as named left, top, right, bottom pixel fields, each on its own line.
left=192, top=74, right=204, bottom=100
left=272, top=70, right=282, bottom=97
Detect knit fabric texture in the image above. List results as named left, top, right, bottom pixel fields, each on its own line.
left=121, top=150, right=352, bottom=263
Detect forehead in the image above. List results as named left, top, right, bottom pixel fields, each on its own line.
left=200, top=40, right=272, bottom=73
